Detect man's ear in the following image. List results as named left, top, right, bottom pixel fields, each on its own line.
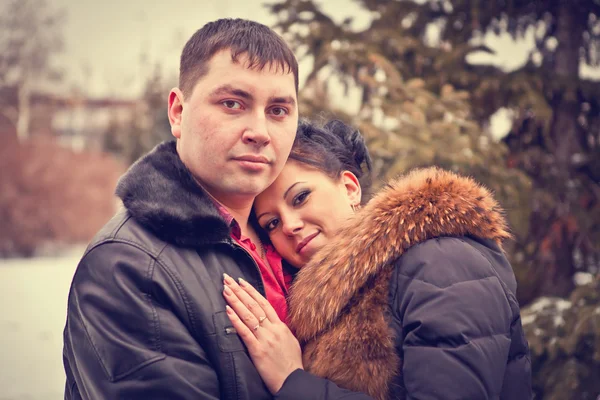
left=168, top=88, right=184, bottom=139
left=340, top=170, right=362, bottom=206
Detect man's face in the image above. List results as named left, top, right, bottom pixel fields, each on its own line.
left=169, top=50, right=298, bottom=205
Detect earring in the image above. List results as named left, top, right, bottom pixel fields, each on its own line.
left=351, top=204, right=360, bottom=212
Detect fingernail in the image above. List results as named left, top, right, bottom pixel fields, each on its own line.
left=238, top=277, right=247, bottom=287
left=223, top=273, right=233, bottom=285
left=225, top=305, right=233, bottom=314
left=223, top=286, right=233, bottom=295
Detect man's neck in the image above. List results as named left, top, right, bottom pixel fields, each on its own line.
left=205, top=188, right=267, bottom=263
left=219, top=201, right=253, bottom=234
left=194, top=183, right=253, bottom=235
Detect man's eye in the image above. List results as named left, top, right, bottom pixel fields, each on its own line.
left=270, top=107, right=288, bottom=116
left=222, top=100, right=242, bottom=109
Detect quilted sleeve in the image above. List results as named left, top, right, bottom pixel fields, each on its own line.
left=392, top=237, right=514, bottom=400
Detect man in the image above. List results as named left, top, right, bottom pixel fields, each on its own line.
left=63, top=18, right=299, bottom=399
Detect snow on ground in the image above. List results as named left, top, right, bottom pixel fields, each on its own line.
left=0, top=247, right=83, bottom=400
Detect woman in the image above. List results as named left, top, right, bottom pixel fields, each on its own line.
left=222, top=119, right=532, bottom=399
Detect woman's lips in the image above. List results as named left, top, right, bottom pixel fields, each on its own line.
left=296, top=231, right=320, bottom=254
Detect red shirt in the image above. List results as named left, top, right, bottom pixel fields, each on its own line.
left=214, top=203, right=291, bottom=324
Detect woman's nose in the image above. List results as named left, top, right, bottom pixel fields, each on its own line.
left=281, top=216, right=303, bottom=236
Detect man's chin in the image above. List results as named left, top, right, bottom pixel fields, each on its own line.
left=229, top=178, right=274, bottom=198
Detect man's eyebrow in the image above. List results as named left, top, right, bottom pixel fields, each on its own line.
left=209, top=85, right=253, bottom=100
left=268, top=95, right=296, bottom=107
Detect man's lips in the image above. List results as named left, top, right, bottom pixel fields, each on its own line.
left=233, top=155, right=270, bottom=164
left=296, top=232, right=319, bottom=254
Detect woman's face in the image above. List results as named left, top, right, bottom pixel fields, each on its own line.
left=254, top=160, right=361, bottom=268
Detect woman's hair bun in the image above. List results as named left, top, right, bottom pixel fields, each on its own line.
left=323, top=119, right=372, bottom=178
left=290, top=118, right=373, bottom=195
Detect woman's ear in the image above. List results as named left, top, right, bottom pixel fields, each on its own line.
left=340, top=171, right=362, bottom=207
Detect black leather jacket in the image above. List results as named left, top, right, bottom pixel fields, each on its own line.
left=63, top=141, right=272, bottom=399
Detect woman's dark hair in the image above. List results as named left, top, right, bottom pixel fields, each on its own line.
left=289, top=118, right=373, bottom=197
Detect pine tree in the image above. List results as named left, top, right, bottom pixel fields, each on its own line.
left=268, top=0, right=600, bottom=300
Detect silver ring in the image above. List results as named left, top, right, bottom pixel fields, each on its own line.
left=258, top=316, right=267, bottom=324
left=252, top=324, right=260, bottom=332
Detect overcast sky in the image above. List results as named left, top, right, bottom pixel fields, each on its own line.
left=52, top=0, right=600, bottom=99
left=52, top=0, right=366, bottom=97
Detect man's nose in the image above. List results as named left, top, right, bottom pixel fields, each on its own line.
left=242, top=114, right=270, bottom=146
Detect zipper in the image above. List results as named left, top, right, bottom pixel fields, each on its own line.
left=222, top=239, right=267, bottom=297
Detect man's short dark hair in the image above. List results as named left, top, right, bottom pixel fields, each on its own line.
left=179, top=18, right=298, bottom=98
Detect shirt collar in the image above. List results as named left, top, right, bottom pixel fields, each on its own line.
left=212, top=199, right=242, bottom=239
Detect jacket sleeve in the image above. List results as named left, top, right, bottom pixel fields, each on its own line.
left=275, top=369, right=374, bottom=400
left=63, top=242, right=220, bottom=399
left=393, top=238, right=514, bottom=400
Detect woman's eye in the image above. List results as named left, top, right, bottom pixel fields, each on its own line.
left=293, top=191, right=310, bottom=206
left=265, top=219, right=280, bottom=232
left=222, top=100, right=242, bottom=109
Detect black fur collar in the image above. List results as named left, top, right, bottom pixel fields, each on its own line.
left=115, top=141, right=231, bottom=247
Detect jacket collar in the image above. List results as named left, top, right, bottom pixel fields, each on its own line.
left=116, top=140, right=231, bottom=247
left=288, top=167, right=511, bottom=341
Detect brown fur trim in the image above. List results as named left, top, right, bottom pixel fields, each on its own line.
left=287, top=167, right=510, bottom=399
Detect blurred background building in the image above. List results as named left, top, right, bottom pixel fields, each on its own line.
left=0, top=0, right=599, bottom=399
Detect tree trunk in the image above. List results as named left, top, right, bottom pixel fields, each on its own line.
left=536, top=1, right=585, bottom=297
left=551, top=1, right=583, bottom=173
left=16, top=77, right=31, bottom=142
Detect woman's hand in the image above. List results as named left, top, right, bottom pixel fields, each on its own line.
left=222, top=273, right=303, bottom=394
